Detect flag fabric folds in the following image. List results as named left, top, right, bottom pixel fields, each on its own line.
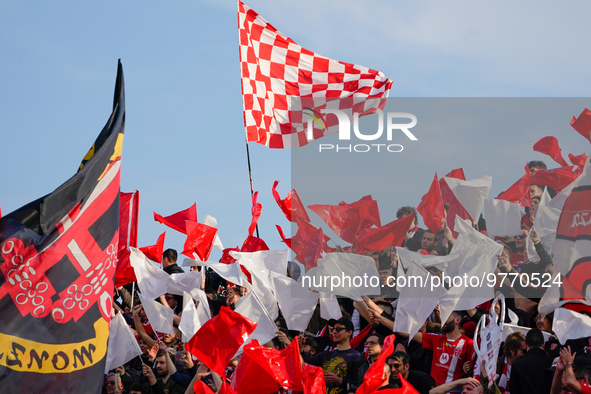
left=272, top=180, right=311, bottom=223
left=417, top=173, right=445, bottom=234
left=0, top=61, right=125, bottom=392
left=139, top=231, right=166, bottom=263
left=186, top=307, right=257, bottom=377
left=104, top=312, right=142, bottom=373
left=496, top=164, right=531, bottom=207
left=533, top=136, right=569, bottom=167
left=129, top=247, right=170, bottom=299
left=238, top=1, right=393, bottom=148
left=571, top=108, right=591, bottom=142
left=182, top=221, right=218, bottom=261
left=153, top=203, right=197, bottom=234
left=115, top=191, right=139, bottom=287
left=483, top=199, right=522, bottom=237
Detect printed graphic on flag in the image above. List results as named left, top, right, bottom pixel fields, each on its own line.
left=0, top=61, right=125, bottom=392
left=238, top=1, right=393, bottom=148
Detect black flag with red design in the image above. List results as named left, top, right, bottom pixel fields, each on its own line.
left=0, top=60, right=125, bottom=392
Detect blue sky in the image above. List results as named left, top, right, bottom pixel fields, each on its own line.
left=1, top=0, right=590, bottom=261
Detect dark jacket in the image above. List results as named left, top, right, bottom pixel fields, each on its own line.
left=509, top=347, right=553, bottom=394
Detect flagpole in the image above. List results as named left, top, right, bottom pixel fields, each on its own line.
left=238, top=0, right=260, bottom=239
left=245, top=141, right=260, bottom=238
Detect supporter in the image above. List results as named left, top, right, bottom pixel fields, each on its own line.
left=496, top=332, right=526, bottom=393
left=365, top=334, right=384, bottom=365
left=420, top=230, right=438, bottom=254
left=141, top=350, right=186, bottom=394
left=397, top=310, right=475, bottom=390
left=397, top=206, right=424, bottom=251
left=528, top=160, right=547, bottom=175
left=510, top=328, right=554, bottom=394
left=388, top=350, right=436, bottom=394
left=307, top=317, right=368, bottom=393
left=161, top=248, right=183, bottom=274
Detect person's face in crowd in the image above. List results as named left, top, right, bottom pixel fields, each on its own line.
left=441, top=314, right=458, bottom=334
left=155, top=355, right=168, bottom=378
left=302, top=343, right=315, bottom=357
left=530, top=184, right=543, bottom=199
left=226, top=287, right=241, bottom=306
left=540, top=316, right=553, bottom=333
left=511, top=343, right=526, bottom=361
left=365, top=335, right=382, bottom=358
left=163, top=328, right=180, bottom=346
left=493, top=301, right=501, bottom=316
left=378, top=267, right=393, bottom=286
left=421, top=232, right=436, bottom=251
left=461, top=383, right=484, bottom=394
left=534, top=313, right=544, bottom=330
left=138, top=338, right=149, bottom=354
left=105, top=376, right=116, bottom=394
left=388, top=358, right=409, bottom=380
left=329, top=323, right=350, bottom=344
left=514, top=229, right=528, bottom=250
left=164, top=294, right=177, bottom=310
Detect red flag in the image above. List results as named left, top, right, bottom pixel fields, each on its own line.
left=444, top=168, right=466, bottom=180
left=276, top=225, right=292, bottom=250
left=233, top=339, right=304, bottom=391
left=569, top=153, right=588, bottom=167
left=533, top=136, right=569, bottom=167
left=193, top=380, right=214, bottom=393
left=115, top=191, right=139, bottom=287
left=497, top=164, right=531, bottom=207
left=531, top=167, right=580, bottom=192
left=309, top=195, right=381, bottom=244
left=154, top=203, right=197, bottom=234
left=241, top=235, right=269, bottom=253
left=356, top=214, right=416, bottom=253
left=272, top=181, right=311, bottom=223
left=295, top=226, right=327, bottom=270
left=417, top=173, right=446, bottom=233
left=182, top=221, right=218, bottom=261
left=221, top=247, right=240, bottom=265
left=139, top=231, right=166, bottom=263
left=570, top=108, right=591, bottom=142
left=248, top=191, right=262, bottom=237
left=186, top=307, right=257, bottom=377
left=356, top=334, right=396, bottom=393
left=219, top=382, right=238, bottom=394
left=238, top=1, right=392, bottom=149
left=302, top=363, right=326, bottom=394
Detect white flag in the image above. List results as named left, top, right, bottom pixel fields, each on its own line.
left=179, top=291, right=209, bottom=343
left=105, top=312, right=143, bottom=373
left=130, top=247, right=169, bottom=299
left=234, top=291, right=278, bottom=346
left=553, top=308, right=591, bottom=345
left=273, top=275, right=319, bottom=331
left=443, top=175, right=492, bottom=223
left=319, top=293, right=342, bottom=320
left=483, top=199, right=522, bottom=237
left=138, top=293, right=175, bottom=335
left=394, top=262, right=445, bottom=341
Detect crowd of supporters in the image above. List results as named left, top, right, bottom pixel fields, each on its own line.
left=103, top=160, right=591, bottom=394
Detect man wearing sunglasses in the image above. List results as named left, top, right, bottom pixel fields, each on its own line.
left=307, top=317, right=368, bottom=393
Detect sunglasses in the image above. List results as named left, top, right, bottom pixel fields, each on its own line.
left=517, top=234, right=527, bottom=239
left=105, top=381, right=115, bottom=386
left=329, top=326, right=347, bottom=333
left=390, top=363, right=403, bottom=369
left=365, top=340, right=379, bottom=346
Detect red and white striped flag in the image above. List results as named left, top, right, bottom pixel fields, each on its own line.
left=238, top=1, right=393, bottom=148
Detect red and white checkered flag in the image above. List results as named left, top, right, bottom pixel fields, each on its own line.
left=238, top=1, right=393, bottom=149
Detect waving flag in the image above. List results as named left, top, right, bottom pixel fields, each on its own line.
left=309, top=195, right=381, bottom=244
left=417, top=173, right=445, bottom=234
left=571, top=108, right=591, bottom=142
left=139, top=231, right=166, bottom=263
left=533, top=136, right=569, bottom=167
left=497, top=164, right=531, bottom=207
left=115, top=191, right=139, bottom=287
left=0, top=61, right=125, bottom=392
left=272, top=180, right=311, bottom=223
left=153, top=203, right=197, bottom=234
left=238, top=1, right=393, bottom=148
